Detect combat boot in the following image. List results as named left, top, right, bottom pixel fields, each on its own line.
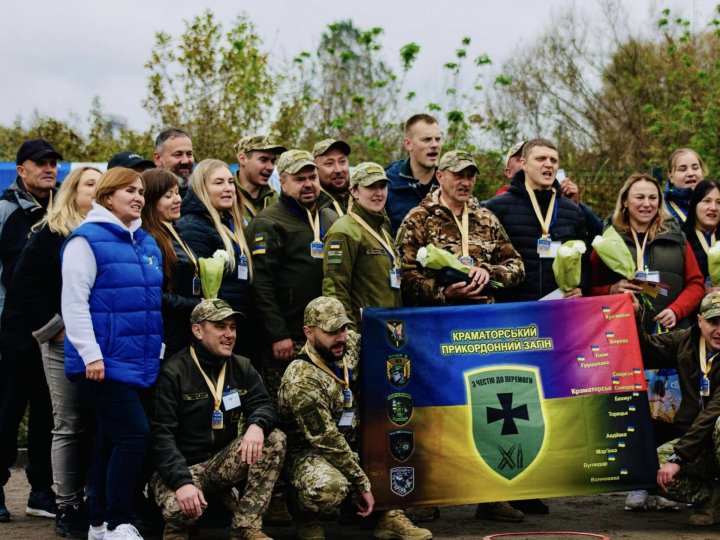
left=295, top=512, right=324, bottom=540
left=373, top=509, right=433, bottom=540
left=689, top=483, right=720, bottom=526
left=230, top=527, right=273, bottom=539
left=162, top=527, right=189, bottom=540
left=264, top=492, right=292, bottom=526
left=475, top=501, right=524, bottom=523
left=0, top=487, right=10, bottom=522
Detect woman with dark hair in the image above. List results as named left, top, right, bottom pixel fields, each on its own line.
left=664, top=148, right=708, bottom=223
left=683, top=179, right=720, bottom=288
left=141, top=168, right=201, bottom=359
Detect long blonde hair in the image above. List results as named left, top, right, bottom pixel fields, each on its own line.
left=190, top=159, right=250, bottom=274
left=612, top=173, right=671, bottom=241
left=41, top=166, right=102, bottom=236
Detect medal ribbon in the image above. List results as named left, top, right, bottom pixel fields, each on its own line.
left=163, top=221, right=198, bottom=278
left=630, top=229, right=649, bottom=272
left=239, top=192, right=258, bottom=219
left=190, top=345, right=227, bottom=413
left=320, top=188, right=345, bottom=217
left=700, top=337, right=718, bottom=382
left=695, top=228, right=717, bottom=254
left=668, top=201, right=687, bottom=223
left=348, top=211, right=398, bottom=266
left=303, top=343, right=349, bottom=390
left=440, top=196, right=469, bottom=258
left=525, top=183, right=556, bottom=239
left=306, top=209, right=322, bottom=243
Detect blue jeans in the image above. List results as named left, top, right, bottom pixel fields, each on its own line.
left=75, top=377, right=149, bottom=530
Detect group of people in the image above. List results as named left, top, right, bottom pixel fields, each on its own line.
left=0, top=111, right=718, bottom=540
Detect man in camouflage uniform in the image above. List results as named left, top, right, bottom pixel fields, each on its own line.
left=637, top=292, right=720, bottom=525
left=149, top=299, right=286, bottom=540
left=396, top=150, right=525, bottom=307
left=313, top=139, right=352, bottom=216
left=278, top=297, right=432, bottom=540
left=234, top=135, right=287, bottom=225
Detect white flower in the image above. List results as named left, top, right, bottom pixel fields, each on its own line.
left=591, top=235, right=605, bottom=247
left=416, top=247, right=429, bottom=267
left=213, top=249, right=231, bottom=263
left=570, top=240, right=587, bottom=254
left=709, top=243, right=720, bottom=255
left=558, top=245, right=574, bottom=257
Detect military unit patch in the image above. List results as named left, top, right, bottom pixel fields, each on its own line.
left=298, top=403, right=325, bottom=437
left=389, top=430, right=414, bottom=461
left=252, top=233, right=267, bottom=255
left=390, top=466, right=415, bottom=496
left=385, top=320, right=407, bottom=349
left=387, top=392, right=413, bottom=425
left=386, top=354, right=411, bottom=388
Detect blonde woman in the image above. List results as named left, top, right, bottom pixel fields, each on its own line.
left=665, top=148, right=708, bottom=223
left=5, top=166, right=100, bottom=536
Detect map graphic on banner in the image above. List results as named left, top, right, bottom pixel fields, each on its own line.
left=360, top=294, right=659, bottom=508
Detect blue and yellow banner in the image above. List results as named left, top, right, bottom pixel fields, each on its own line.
left=360, top=295, right=659, bottom=508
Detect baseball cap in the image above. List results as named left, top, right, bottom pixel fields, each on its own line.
left=235, top=135, right=287, bottom=155
left=438, top=150, right=478, bottom=173
left=16, top=139, right=63, bottom=165
left=107, top=151, right=155, bottom=171
left=190, top=298, right=244, bottom=324
left=312, top=139, right=351, bottom=158
left=304, top=297, right=352, bottom=332
left=504, top=141, right=526, bottom=167
left=276, top=150, right=316, bottom=176
left=700, top=292, right=720, bottom=320
left=351, top=162, right=388, bottom=187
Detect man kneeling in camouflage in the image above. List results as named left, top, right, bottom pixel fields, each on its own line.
left=278, top=296, right=432, bottom=540
left=150, top=299, right=286, bottom=539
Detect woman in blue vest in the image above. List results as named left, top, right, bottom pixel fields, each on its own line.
left=62, top=167, right=163, bottom=540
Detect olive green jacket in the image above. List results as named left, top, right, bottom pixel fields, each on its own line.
left=235, top=171, right=279, bottom=226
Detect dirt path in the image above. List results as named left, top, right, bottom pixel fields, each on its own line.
left=2, top=469, right=717, bottom=539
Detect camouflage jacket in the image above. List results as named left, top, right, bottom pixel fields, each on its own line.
left=318, top=189, right=351, bottom=216
left=322, top=203, right=401, bottom=328
left=396, top=188, right=525, bottom=306
left=277, top=331, right=370, bottom=492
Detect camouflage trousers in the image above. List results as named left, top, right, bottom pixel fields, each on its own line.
left=656, top=417, right=720, bottom=505
left=262, top=340, right=305, bottom=403
left=150, top=429, right=286, bottom=531
left=285, top=448, right=354, bottom=514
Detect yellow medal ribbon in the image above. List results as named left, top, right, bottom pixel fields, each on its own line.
left=189, top=345, right=227, bottom=413
left=525, top=183, right=556, bottom=239
left=630, top=229, right=649, bottom=273
left=320, top=188, right=345, bottom=217
left=348, top=211, right=398, bottom=267
left=306, top=208, right=322, bottom=243
left=695, top=228, right=717, bottom=254
left=303, top=343, right=350, bottom=405
left=699, top=337, right=718, bottom=393
left=239, top=191, right=258, bottom=219
left=668, top=201, right=687, bottom=223
left=163, top=221, right=199, bottom=278
left=440, top=196, right=470, bottom=259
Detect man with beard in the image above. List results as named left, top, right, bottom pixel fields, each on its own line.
left=278, top=297, right=432, bottom=540
left=385, top=114, right=442, bottom=234
left=234, top=135, right=286, bottom=225
left=246, top=150, right=339, bottom=399
left=153, top=128, right=195, bottom=196
left=313, top=139, right=352, bottom=216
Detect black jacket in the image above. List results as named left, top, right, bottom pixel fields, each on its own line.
left=484, top=171, right=589, bottom=301
left=150, top=343, right=277, bottom=491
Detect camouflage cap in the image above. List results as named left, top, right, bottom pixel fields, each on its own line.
left=351, top=161, right=388, bottom=187
left=276, top=149, right=317, bottom=176
left=701, top=291, right=720, bottom=320
left=438, top=150, right=478, bottom=173
left=235, top=134, right=287, bottom=155
left=304, top=296, right=352, bottom=332
left=190, top=298, right=244, bottom=324
left=312, top=138, right=351, bottom=158
left=504, top=140, right=526, bottom=167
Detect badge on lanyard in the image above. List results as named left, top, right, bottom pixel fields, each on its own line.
left=537, top=237, right=552, bottom=255
left=701, top=376, right=711, bottom=397
left=459, top=256, right=474, bottom=267
left=222, top=389, right=241, bottom=410
left=237, top=255, right=249, bottom=280
left=192, top=276, right=201, bottom=296
left=211, top=409, right=224, bottom=430
left=310, top=241, right=324, bottom=259
left=338, top=409, right=355, bottom=427
left=390, top=268, right=401, bottom=289
left=343, top=388, right=353, bottom=408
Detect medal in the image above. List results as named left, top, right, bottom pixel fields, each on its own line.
left=192, top=276, right=201, bottom=296
left=211, top=410, right=224, bottom=430
left=390, top=267, right=401, bottom=289
left=310, top=241, right=324, bottom=258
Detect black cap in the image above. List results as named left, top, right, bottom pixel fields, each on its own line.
left=16, top=139, right=63, bottom=165
left=107, top=151, right=155, bottom=171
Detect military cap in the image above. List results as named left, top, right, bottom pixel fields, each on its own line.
left=190, top=298, right=244, bottom=324
left=276, top=149, right=316, bottom=176
left=504, top=140, right=526, bottom=167
left=701, top=291, right=720, bottom=320
left=438, top=150, right=478, bottom=173
left=351, top=162, right=388, bottom=187
left=304, top=296, right=352, bottom=332
left=312, top=138, right=351, bottom=158
left=235, top=135, right=287, bottom=155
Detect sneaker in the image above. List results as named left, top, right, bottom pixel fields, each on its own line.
left=624, top=490, right=649, bottom=511
left=404, top=506, right=440, bottom=523
left=88, top=523, right=107, bottom=540
left=230, top=528, right=273, bottom=540
left=475, top=502, right=524, bottom=523
left=105, top=524, right=143, bottom=539
left=373, top=509, right=433, bottom=540
left=510, top=498, right=549, bottom=514
left=0, top=487, right=10, bottom=522
left=26, top=487, right=58, bottom=518
left=56, top=503, right=90, bottom=538
left=652, top=495, right=679, bottom=511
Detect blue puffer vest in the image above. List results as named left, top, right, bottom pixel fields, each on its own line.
left=63, top=222, right=163, bottom=387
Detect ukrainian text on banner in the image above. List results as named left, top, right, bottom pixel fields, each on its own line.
left=360, top=294, right=658, bottom=508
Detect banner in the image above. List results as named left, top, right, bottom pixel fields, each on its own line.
left=360, top=295, right=659, bottom=508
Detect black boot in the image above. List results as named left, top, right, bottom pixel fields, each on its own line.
left=0, top=486, right=11, bottom=522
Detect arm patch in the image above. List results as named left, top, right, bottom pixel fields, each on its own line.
left=298, top=403, right=326, bottom=437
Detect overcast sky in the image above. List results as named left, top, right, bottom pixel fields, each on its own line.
left=1, top=0, right=713, bottom=132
